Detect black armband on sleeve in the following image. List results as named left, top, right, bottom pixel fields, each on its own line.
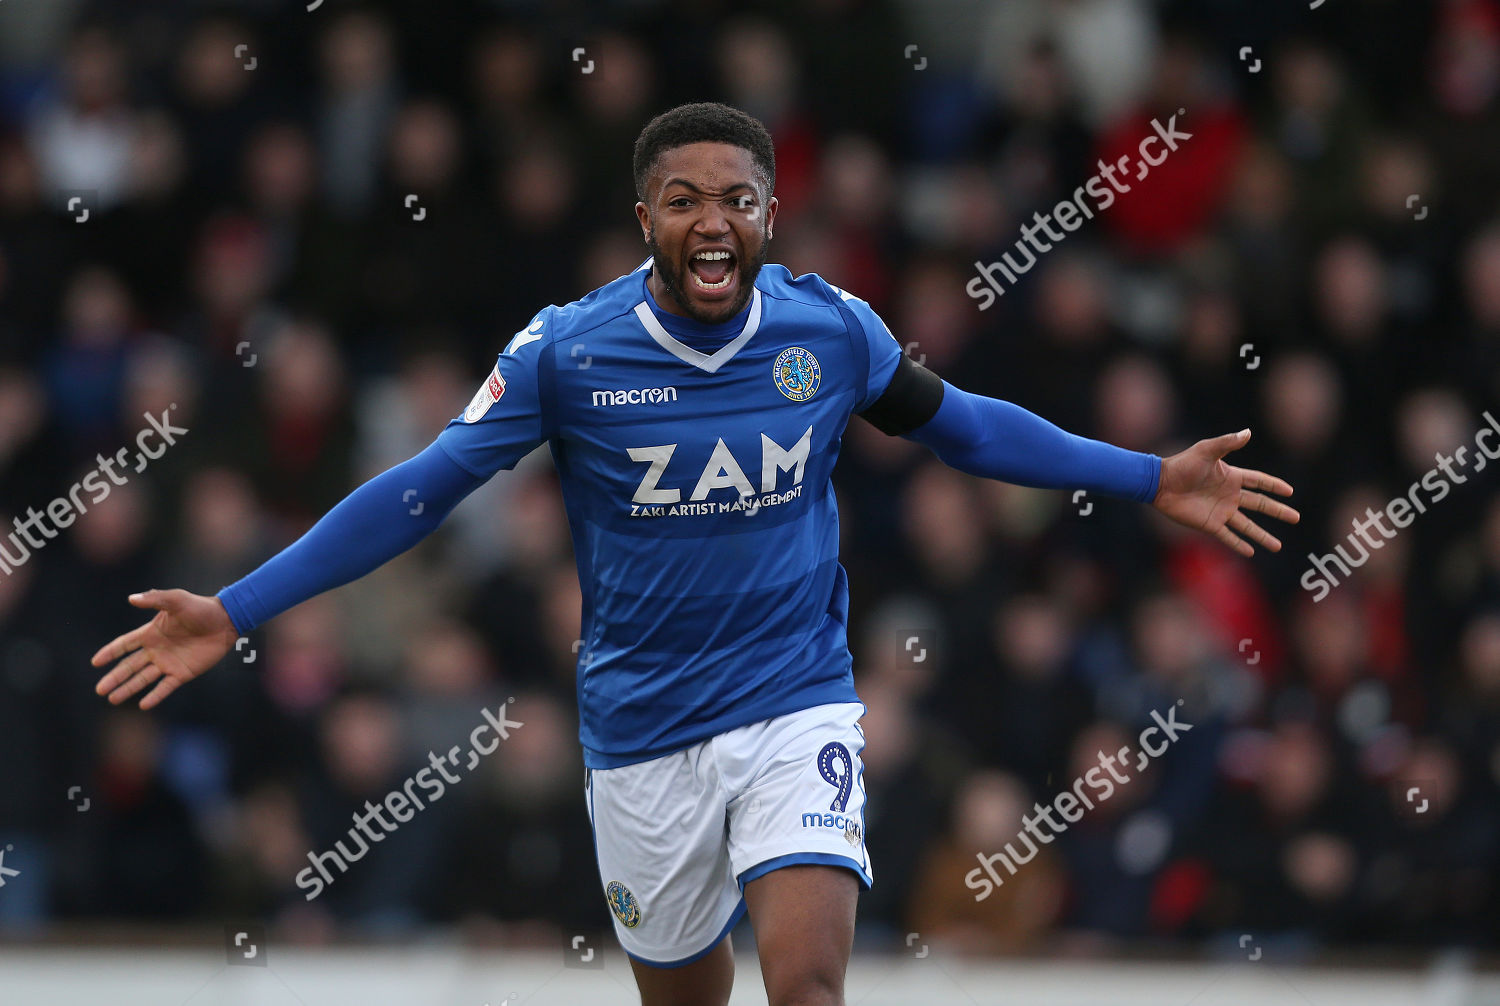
left=858, top=355, right=945, bottom=436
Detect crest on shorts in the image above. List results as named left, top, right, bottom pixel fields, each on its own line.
left=773, top=347, right=820, bottom=402
left=463, top=366, right=506, bottom=423
left=605, top=880, right=641, bottom=928
left=817, top=742, right=853, bottom=812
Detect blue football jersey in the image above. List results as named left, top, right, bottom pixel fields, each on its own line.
left=437, top=262, right=903, bottom=767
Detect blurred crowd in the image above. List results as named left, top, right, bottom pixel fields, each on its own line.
left=1, top=0, right=1499, bottom=956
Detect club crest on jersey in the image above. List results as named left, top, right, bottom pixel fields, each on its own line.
left=773, top=347, right=821, bottom=402
left=462, top=366, right=506, bottom=423
left=605, top=880, right=641, bottom=928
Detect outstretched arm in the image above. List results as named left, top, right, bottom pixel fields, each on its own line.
left=901, top=377, right=1162, bottom=501
left=92, top=441, right=484, bottom=707
left=95, top=314, right=552, bottom=709
left=214, top=441, right=483, bottom=632
left=871, top=364, right=1298, bottom=555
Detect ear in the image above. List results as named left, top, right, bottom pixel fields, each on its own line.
left=635, top=201, right=651, bottom=244
left=765, top=194, right=778, bottom=240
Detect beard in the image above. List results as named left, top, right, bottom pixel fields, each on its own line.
left=646, top=228, right=770, bottom=324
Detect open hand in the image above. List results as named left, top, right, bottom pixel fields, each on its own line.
left=92, top=589, right=239, bottom=709
left=1152, top=429, right=1299, bottom=556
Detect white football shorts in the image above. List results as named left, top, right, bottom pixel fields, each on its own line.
left=585, top=701, right=872, bottom=967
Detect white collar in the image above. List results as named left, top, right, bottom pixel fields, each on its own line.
left=633, top=278, right=762, bottom=374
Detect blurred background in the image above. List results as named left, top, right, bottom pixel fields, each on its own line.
left=2, top=0, right=1500, bottom=1000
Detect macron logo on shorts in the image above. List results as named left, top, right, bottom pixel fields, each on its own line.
left=800, top=811, right=862, bottom=846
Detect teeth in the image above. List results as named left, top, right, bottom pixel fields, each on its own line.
left=693, top=251, right=731, bottom=261
left=692, top=271, right=732, bottom=290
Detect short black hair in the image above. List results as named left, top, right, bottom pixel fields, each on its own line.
left=632, top=102, right=776, bottom=202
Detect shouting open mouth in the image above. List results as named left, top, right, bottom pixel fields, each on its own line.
left=687, top=246, right=737, bottom=297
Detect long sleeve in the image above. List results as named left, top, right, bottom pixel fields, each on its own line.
left=217, top=441, right=486, bottom=633
left=904, top=380, right=1161, bottom=502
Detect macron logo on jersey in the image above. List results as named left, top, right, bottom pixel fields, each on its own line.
left=592, top=386, right=678, bottom=407
left=505, top=315, right=545, bottom=354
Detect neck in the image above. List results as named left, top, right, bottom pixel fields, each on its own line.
left=646, top=269, right=690, bottom=319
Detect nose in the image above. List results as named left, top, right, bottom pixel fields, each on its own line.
left=693, top=201, right=730, bottom=237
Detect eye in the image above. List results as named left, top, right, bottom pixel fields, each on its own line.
left=668, top=196, right=693, bottom=208
left=730, top=195, right=756, bottom=210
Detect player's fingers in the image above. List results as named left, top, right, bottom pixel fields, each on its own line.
left=1230, top=511, right=1281, bottom=553
left=1237, top=468, right=1294, bottom=498
left=91, top=623, right=151, bottom=667
left=1205, top=428, right=1252, bottom=459
left=1239, top=489, right=1300, bottom=526
left=129, top=588, right=186, bottom=612
left=95, top=648, right=153, bottom=695
left=139, top=676, right=182, bottom=711
left=1213, top=521, right=1254, bottom=558
left=106, top=663, right=162, bottom=706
